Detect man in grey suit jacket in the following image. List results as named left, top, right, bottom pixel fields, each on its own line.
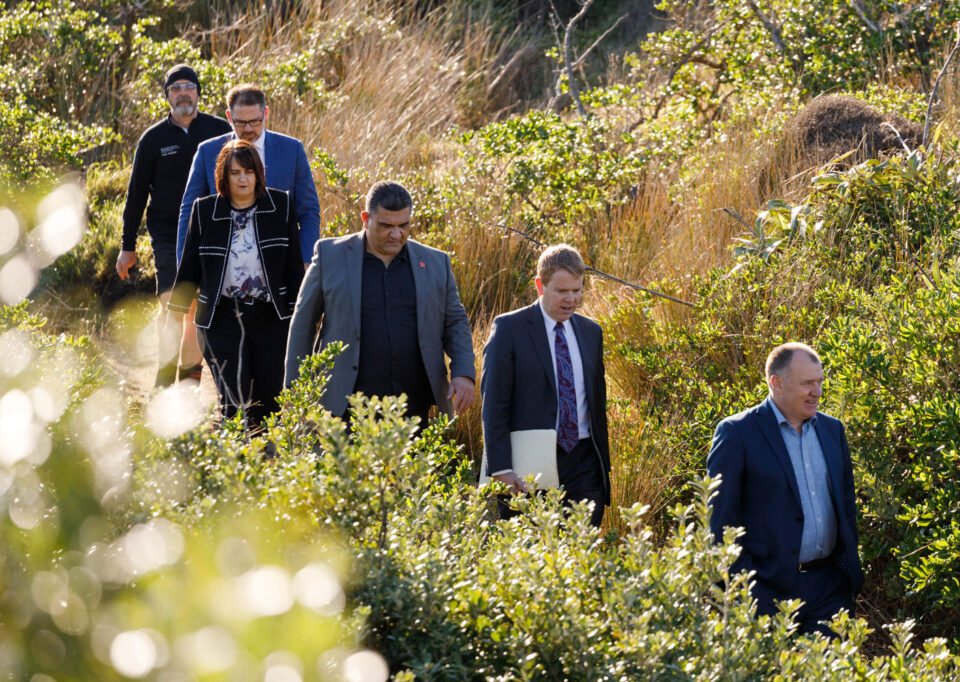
left=481, top=244, right=610, bottom=526
left=284, top=181, right=475, bottom=423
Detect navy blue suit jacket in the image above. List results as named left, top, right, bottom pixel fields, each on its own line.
left=480, top=302, right=610, bottom=504
left=176, top=130, right=320, bottom=263
left=707, top=397, right=864, bottom=598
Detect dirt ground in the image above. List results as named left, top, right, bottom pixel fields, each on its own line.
left=101, top=308, right=219, bottom=413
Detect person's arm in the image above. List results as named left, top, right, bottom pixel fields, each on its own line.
left=177, top=146, right=210, bottom=265
left=441, top=253, right=476, bottom=378
left=292, top=141, right=321, bottom=264
left=480, top=317, right=516, bottom=478
left=593, top=328, right=610, bottom=461
left=117, top=133, right=155, bottom=276
left=167, top=200, right=203, bottom=315
left=284, top=239, right=325, bottom=387
left=839, top=423, right=862, bottom=592
left=282, top=193, right=305, bottom=317
left=706, top=419, right=747, bottom=547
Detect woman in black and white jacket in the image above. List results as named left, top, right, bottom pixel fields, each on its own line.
left=169, top=139, right=305, bottom=429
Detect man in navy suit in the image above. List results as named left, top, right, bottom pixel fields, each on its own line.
left=175, top=83, right=321, bottom=378
left=481, top=244, right=610, bottom=527
left=708, top=342, right=864, bottom=636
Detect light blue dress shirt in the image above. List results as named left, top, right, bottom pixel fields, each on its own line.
left=770, top=399, right=837, bottom=563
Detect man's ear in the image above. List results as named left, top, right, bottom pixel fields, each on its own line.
left=226, top=110, right=233, bottom=123
left=360, top=210, right=370, bottom=228
left=535, top=277, right=544, bottom=296
left=768, top=374, right=780, bottom=393
left=262, top=106, right=270, bottom=122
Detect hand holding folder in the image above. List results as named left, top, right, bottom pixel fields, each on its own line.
left=479, top=429, right=559, bottom=489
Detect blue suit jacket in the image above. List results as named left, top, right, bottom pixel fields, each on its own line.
left=480, top=302, right=610, bottom=504
left=176, top=130, right=320, bottom=263
left=707, top=397, right=864, bottom=599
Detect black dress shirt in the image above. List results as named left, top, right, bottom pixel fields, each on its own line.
left=353, top=244, right=433, bottom=416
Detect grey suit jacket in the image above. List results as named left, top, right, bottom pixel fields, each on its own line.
left=284, top=231, right=475, bottom=417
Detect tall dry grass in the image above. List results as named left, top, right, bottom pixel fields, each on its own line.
left=184, top=0, right=546, bottom=236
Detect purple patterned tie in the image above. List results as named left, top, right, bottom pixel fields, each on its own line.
left=554, top=322, right=579, bottom=453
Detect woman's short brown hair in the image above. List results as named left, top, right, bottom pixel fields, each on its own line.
left=214, top=139, right=266, bottom=203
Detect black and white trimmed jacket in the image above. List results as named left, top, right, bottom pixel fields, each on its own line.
left=169, top=188, right=305, bottom=329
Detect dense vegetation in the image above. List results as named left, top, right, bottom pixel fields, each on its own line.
left=5, top=0, right=960, bottom=678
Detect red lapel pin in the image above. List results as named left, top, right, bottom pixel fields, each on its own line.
left=419, top=261, right=425, bottom=268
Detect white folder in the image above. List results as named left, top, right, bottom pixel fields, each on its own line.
left=479, top=429, right=559, bottom=489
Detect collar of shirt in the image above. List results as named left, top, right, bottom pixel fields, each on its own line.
left=538, top=300, right=572, bottom=338
left=769, top=397, right=818, bottom=433
left=361, top=236, right=410, bottom=265
left=251, top=129, right=267, bottom=163
left=166, top=113, right=190, bottom=134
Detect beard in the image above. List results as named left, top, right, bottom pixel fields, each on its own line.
left=172, top=100, right=197, bottom=117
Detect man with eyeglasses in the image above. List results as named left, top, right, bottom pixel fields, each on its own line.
left=175, top=83, right=321, bottom=388
left=117, top=64, right=232, bottom=387
left=177, top=83, right=320, bottom=268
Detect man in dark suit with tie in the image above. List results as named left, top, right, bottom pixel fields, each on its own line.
left=708, top=342, right=864, bottom=636
left=480, top=244, right=610, bottom=527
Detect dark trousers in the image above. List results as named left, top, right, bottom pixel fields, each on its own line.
left=755, top=560, right=854, bottom=637
left=197, top=297, right=289, bottom=429
left=498, top=437, right=606, bottom=527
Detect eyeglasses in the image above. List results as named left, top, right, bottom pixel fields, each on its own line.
left=168, top=83, right=197, bottom=93
left=232, top=118, right=264, bottom=129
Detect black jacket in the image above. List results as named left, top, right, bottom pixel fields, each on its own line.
left=169, top=189, right=304, bottom=329
left=121, top=112, right=232, bottom=250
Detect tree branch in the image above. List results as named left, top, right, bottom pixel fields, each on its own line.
left=626, top=22, right=725, bottom=133
left=560, top=0, right=594, bottom=118
left=849, top=0, right=881, bottom=35
left=923, top=22, right=960, bottom=148
left=745, top=0, right=788, bottom=54
left=494, top=223, right=696, bottom=307
left=572, top=13, right=628, bottom=70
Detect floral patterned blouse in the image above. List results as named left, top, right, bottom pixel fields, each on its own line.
left=221, top=205, right=271, bottom=301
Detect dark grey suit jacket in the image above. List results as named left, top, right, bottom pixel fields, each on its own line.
left=283, top=231, right=475, bottom=418
left=480, top=302, right=610, bottom=504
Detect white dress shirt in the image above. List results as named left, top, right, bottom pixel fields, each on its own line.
left=250, top=129, right=266, bottom=165
left=539, top=302, right=590, bottom=440
left=491, top=301, right=590, bottom=476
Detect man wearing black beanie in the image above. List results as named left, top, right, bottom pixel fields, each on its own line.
left=117, top=64, right=231, bottom=387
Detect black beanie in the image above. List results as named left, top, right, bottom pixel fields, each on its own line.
left=164, top=64, right=201, bottom=97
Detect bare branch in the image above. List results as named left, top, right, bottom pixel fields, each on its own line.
left=849, top=0, right=881, bottom=35
left=923, top=23, right=960, bottom=148
left=561, top=0, right=595, bottom=118
left=880, top=121, right=911, bottom=153
left=572, top=13, right=628, bottom=70
left=745, top=0, right=787, bottom=54
left=494, top=224, right=696, bottom=307
left=718, top=207, right=752, bottom=231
